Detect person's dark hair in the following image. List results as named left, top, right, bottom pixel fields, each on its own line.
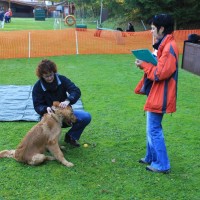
left=36, top=59, right=57, bottom=78
left=188, top=34, right=200, bottom=43
left=149, top=14, right=174, bottom=35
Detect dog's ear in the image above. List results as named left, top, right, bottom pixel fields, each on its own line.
left=53, top=101, right=60, bottom=107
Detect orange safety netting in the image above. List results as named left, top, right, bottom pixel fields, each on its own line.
left=0, top=29, right=200, bottom=59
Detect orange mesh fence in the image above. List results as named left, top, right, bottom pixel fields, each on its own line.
left=0, top=29, right=200, bottom=59
left=0, top=30, right=29, bottom=59
left=173, top=29, right=200, bottom=54
left=30, top=30, right=76, bottom=57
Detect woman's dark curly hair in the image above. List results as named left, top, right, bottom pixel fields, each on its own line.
left=36, top=59, right=57, bottom=78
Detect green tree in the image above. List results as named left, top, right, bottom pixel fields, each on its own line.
left=73, top=0, right=200, bottom=29
left=124, top=0, right=200, bottom=29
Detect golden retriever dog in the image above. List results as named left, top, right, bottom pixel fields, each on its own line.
left=0, top=102, right=76, bottom=167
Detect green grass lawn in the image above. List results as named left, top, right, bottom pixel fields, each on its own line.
left=0, top=18, right=200, bottom=200
left=0, top=54, right=200, bottom=200
left=1, top=17, right=142, bottom=31
left=1, top=17, right=97, bottom=31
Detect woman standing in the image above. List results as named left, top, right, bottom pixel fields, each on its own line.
left=135, top=14, right=179, bottom=173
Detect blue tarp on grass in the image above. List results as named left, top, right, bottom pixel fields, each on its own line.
left=0, top=85, right=83, bottom=122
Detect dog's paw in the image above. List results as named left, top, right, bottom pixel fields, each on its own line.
left=64, top=161, right=74, bottom=167
left=46, top=156, right=56, bottom=161
left=60, top=146, right=66, bottom=150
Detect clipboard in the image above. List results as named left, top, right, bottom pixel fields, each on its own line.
left=132, top=49, right=157, bottom=65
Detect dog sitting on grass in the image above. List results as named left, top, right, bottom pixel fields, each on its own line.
left=0, top=101, right=76, bottom=167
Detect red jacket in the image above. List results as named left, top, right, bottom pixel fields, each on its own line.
left=134, top=34, right=179, bottom=113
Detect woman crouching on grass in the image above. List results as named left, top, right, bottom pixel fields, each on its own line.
left=135, top=14, right=179, bottom=173
left=32, top=59, right=91, bottom=147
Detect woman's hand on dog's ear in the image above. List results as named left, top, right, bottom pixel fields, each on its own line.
left=59, top=100, right=70, bottom=108
left=47, top=107, right=53, bottom=114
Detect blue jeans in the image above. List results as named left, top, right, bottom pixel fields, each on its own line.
left=144, top=111, right=170, bottom=171
left=5, top=16, right=11, bottom=23
left=65, top=110, right=91, bottom=140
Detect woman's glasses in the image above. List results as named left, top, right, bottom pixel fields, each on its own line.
left=42, top=72, right=54, bottom=79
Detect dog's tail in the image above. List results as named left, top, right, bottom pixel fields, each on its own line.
left=0, top=150, right=15, bottom=158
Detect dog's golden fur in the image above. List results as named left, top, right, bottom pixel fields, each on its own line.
left=0, top=102, right=76, bottom=167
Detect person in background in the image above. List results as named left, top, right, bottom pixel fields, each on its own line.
left=4, top=8, right=12, bottom=23
left=134, top=14, right=179, bottom=173
left=32, top=59, right=91, bottom=147
left=126, top=22, right=135, bottom=32
left=0, top=7, right=4, bottom=28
